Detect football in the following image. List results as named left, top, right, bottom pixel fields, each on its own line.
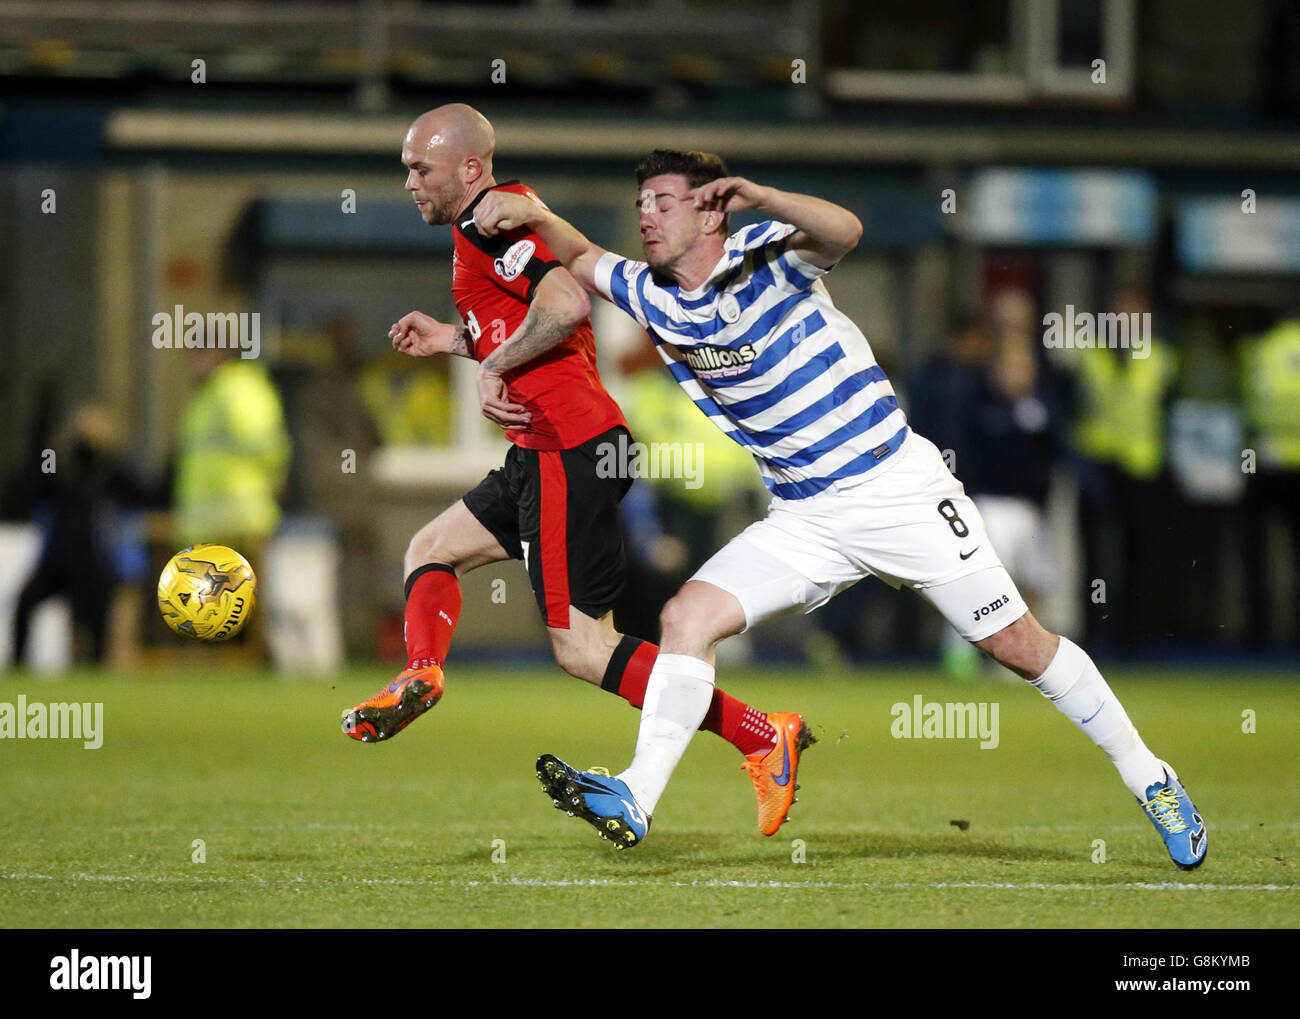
left=157, top=543, right=258, bottom=641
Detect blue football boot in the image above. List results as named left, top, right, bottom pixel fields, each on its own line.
left=536, top=754, right=651, bottom=849
left=1139, top=763, right=1207, bottom=870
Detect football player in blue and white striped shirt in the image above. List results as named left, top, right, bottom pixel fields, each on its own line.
left=474, top=151, right=1207, bottom=869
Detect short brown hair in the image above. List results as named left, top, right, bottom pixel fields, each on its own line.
left=635, top=149, right=729, bottom=189
left=636, top=149, right=731, bottom=236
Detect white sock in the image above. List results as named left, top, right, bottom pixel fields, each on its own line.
left=617, top=653, right=716, bottom=815
left=1029, top=637, right=1165, bottom=799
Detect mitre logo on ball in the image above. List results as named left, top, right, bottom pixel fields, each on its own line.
left=157, top=543, right=258, bottom=642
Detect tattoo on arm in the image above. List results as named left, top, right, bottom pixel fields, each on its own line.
left=481, top=304, right=573, bottom=374
left=449, top=325, right=473, bottom=358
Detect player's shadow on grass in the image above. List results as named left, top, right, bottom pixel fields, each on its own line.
left=438, top=832, right=1073, bottom=870
left=643, top=831, right=1075, bottom=867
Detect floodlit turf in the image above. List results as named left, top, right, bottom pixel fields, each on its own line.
left=1, top=663, right=1296, bottom=928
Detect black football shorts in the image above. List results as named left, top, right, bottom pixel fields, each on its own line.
left=462, top=426, right=633, bottom=629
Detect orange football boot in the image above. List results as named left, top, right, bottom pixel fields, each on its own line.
left=742, top=711, right=816, bottom=836
left=341, top=665, right=444, bottom=743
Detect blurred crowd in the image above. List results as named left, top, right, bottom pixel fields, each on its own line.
left=4, top=294, right=1299, bottom=671
left=1, top=314, right=453, bottom=670
left=895, top=287, right=1300, bottom=667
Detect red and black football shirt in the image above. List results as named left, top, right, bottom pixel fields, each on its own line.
left=452, top=181, right=627, bottom=451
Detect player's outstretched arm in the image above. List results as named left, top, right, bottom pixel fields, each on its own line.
left=474, top=191, right=608, bottom=293
left=389, top=310, right=474, bottom=358
left=693, top=177, right=863, bottom=269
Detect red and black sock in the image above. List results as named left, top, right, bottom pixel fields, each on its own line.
left=600, top=635, right=657, bottom=707
left=601, top=636, right=777, bottom=756
left=403, top=563, right=461, bottom=671
left=700, top=690, right=778, bottom=757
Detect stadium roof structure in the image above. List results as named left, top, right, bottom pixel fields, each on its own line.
left=100, top=108, right=1300, bottom=172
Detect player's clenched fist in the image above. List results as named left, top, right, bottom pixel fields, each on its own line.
left=389, top=310, right=457, bottom=356
left=692, top=176, right=773, bottom=214
left=474, top=191, right=545, bottom=237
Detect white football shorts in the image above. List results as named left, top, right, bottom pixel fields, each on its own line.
left=692, top=431, right=1029, bottom=641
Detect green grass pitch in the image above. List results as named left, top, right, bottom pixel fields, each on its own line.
left=1, top=663, right=1296, bottom=928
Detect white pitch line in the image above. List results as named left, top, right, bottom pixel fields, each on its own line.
left=465, top=879, right=1299, bottom=892
left=1, top=873, right=1296, bottom=892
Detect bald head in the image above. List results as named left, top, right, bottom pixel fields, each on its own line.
left=402, top=104, right=497, bottom=225
left=406, top=104, right=495, bottom=166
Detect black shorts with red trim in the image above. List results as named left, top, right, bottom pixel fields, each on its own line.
left=461, top=426, right=633, bottom=629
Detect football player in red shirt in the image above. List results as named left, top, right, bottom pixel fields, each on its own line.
left=341, top=105, right=813, bottom=837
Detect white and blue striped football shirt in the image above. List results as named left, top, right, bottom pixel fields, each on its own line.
left=593, top=220, right=909, bottom=500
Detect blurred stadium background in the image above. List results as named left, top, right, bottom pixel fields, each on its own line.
left=1, top=0, right=1299, bottom=676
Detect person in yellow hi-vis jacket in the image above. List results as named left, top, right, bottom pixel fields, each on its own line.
left=358, top=350, right=452, bottom=446
left=1069, top=288, right=1178, bottom=652
left=174, top=347, right=291, bottom=548
left=1241, top=315, right=1300, bottom=645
